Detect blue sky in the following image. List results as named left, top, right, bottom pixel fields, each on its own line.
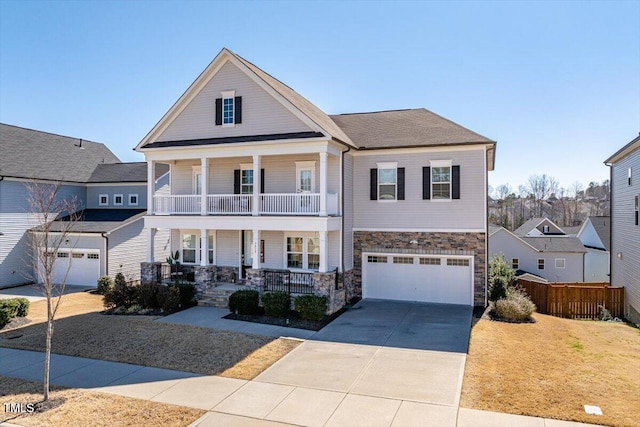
left=1, top=0, right=638, bottom=193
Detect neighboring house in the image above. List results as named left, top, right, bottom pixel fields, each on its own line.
left=136, top=48, right=496, bottom=312
left=577, top=216, right=610, bottom=282
left=0, top=123, right=168, bottom=287
left=605, top=135, right=640, bottom=323
left=489, top=218, right=586, bottom=283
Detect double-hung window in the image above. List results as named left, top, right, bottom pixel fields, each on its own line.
left=222, top=90, right=235, bottom=126
left=377, top=162, right=397, bottom=201
left=286, top=236, right=320, bottom=271
left=114, top=194, right=123, bottom=206
left=182, top=233, right=215, bottom=264
left=538, top=258, right=545, bottom=270
left=431, top=160, right=452, bottom=200
left=240, top=164, right=253, bottom=195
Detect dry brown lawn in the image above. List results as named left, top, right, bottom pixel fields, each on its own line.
left=461, top=312, right=640, bottom=427
left=0, top=376, right=205, bottom=427
left=0, top=292, right=300, bottom=378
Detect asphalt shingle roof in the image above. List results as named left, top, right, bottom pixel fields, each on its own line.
left=523, top=237, right=587, bottom=253
left=43, top=209, right=146, bottom=233
left=0, top=123, right=120, bottom=182
left=329, top=109, right=495, bottom=150
left=587, top=216, right=611, bottom=251
left=87, top=162, right=169, bottom=183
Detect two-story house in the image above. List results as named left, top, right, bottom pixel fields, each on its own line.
left=137, top=48, right=496, bottom=312
left=0, top=123, right=168, bottom=287
left=489, top=218, right=587, bottom=283
left=605, top=135, right=640, bottom=323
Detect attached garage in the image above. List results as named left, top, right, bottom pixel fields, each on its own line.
left=51, top=250, right=101, bottom=286
left=362, top=252, right=473, bottom=305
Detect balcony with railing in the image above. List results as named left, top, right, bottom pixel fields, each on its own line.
left=153, top=193, right=338, bottom=216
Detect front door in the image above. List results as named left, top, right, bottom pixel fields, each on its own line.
left=297, top=165, right=315, bottom=193
left=241, top=230, right=253, bottom=278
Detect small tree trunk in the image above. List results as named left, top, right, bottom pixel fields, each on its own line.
left=43, top=301, right=53, bottom=401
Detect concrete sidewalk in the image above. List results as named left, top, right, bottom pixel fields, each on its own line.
left=0, top=347, right=604, bottom=427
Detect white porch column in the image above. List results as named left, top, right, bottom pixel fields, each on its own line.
left=147, top=160, right=155, bottom=215
left=201, top=157, right=208, bottom=215
left=319, top=230, right=328, bottom=273
left=252, top=155, right=261, bottom=216
left=200, top=228, right=208, bottom=266
left=319, top=152, right=328, bottom=216
left=147, top=227, right=156, bottom=262
left=252, top=229, right=261, bottom=269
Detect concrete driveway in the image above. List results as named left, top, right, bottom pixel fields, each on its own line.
left=310, top=299, right=472, bottom=353
left=0, top=283, right=93, bottom=302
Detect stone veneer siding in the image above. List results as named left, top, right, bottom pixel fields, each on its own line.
left=353, top=231, right=486, bottom=306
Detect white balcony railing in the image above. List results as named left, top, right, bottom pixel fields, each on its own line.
left=153, top=193, right=339, bottom=216
left=207, top=194, right=252, bottom=215
left=260, top=193, right=320, bottom=215
left=154, top=195, right=201, bottom=215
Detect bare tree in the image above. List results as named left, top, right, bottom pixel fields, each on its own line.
left=525, top=174, right=558, bottom=217
left=569, top=181, right=584, bottom=225
left=27, top=182, right=80, bottom=401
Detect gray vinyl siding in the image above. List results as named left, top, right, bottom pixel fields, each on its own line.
left=353, top=150, right=486, bottom=230
left=343, top=153, right=354, bottom=270
left=328, top=230, right=340, bottom=271
left=86, top=185, right=147, bottom=208
left=156, top=61, right=311, bottom=142
left=584, top=249, right=610, bottom=283
left=610, top=148, right=640, bottom=322
left=216, top=230, right=240, bottom=267
left=155, top=172, right=170, bottom=195
left=108, top=219, right=152, bottom=280
left=261, top=231, right=284, bottom=269
left=489, top=229, right=584, bottom=282
left=0, top=180, right=87, bottom=287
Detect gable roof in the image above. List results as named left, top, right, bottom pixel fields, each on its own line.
left=0, top=123, right=120, bottom=183
left=605, top=134, right=640, bottom=164
left=136, top=48, right=356, bottom=150
left=514, top=218, right=565, bottom=237
left=579, top=216, right=611, bottom=251
left=87, top=162, right=169, bottom=183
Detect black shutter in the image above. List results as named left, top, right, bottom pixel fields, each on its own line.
left=422, top=167, right=431, bottom=199
left=260, top=168, right=265, bottom=193
left=234, top=96, right=242, bottom=124
left=233, top=170, right=240, bottom=194
left=370, top=168, right=377, bottom=200
left=215, top=98, right=222, bottom=125
left=397, top=167, right=405, bottom=200
left=452, top=165, right=461, bottom=199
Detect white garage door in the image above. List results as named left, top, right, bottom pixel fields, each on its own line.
left=362, top=253, right=473, bottom=305
left=51, top=250, right=100, bottom=286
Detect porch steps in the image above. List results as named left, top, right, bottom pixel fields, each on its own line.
left=197, top=283, right=249, bottom=309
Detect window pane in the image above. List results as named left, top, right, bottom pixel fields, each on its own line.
left=432, top=167, right=450, bottom=183
left=183, top=249, right=196, bottom=264
left=308, top=254, right=320, bottom=270
left=378, top=168, right=396, bottom=184
left=300, top=170, right=312, bottom=192
left=183, top=235, right=196, bottom=249
left=223, top=97, right=234, bottom=124
left=287, top=253, right=303, bottom=268
left=307, top=237, right=319, bottom=254
left=432, top=183, right=450, bottom=199
left=379, top=184, right=396, bottom=200
left=287, top=237, right=303, bottom=253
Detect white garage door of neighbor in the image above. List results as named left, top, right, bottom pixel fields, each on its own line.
left=51, top=250, right=100, bottom=286
left=362, top=253, right=473, bottom=305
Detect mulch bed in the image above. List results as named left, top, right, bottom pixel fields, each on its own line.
left=224, top=307, right=347, bottom=331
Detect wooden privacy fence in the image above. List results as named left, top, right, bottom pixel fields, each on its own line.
left=517, top=279, right=624, bottom=319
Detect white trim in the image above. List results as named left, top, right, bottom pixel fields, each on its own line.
left=555, top=258, right=566, bottom=269
left=85, top=182, right=145, bottom=187
left=430, top=160, right=452, bottom=201
left=283, top=233, right=320, bottom=271
left=113, top=194, right=124, bottom=206
left=351, top=145, right=491, bottom=157
left=192, top=166, right=202, bottom=195
left=353, top=227, right=486, bottom=233
left=221, top=90, right=236, bottom=127
left=145, top=215, right=341, bottom=233
left=128, top=194, right=139, bottom=206
left=537, top=258, right=545, bottom=270
left=296, top=161, right=316, bottom=193
left=489, top=227, right=542, bottom=252
left=240, top=163, right=254, bottom=195
left=98, top=194, right=108, bottom=206
left=107, top=215, right=144, bottom=234
left=376, top=162, right=398, bottom=202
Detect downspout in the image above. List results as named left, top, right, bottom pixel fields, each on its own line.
left=101, top=232, right=109, bottom=277
left=608, top=161, right=613, bottom=284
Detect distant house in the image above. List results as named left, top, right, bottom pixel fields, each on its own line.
left=0, top=123, right=168, bottom=288
left=577, top=216, right=610, bottom=282
left=489, top=218, right=586, bottom=283
left=605, top=135, right=640, bottom=323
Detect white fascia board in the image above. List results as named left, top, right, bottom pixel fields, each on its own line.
left=85, top=182, right=145, bottom=187
left=351, top=145, right=490, bottom=157
left=106, top=216, right=144, bottom=234
left=142, top=140, right=332, bottom=162
left=144, top=215, right=341, bottom=232
left=497, top=228, right=541, bottom=252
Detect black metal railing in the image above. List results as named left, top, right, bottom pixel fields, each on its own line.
left=264, top=269, right=314, bottom=294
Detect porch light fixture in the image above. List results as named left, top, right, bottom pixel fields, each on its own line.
left=617, top=252, right=622, bottom=259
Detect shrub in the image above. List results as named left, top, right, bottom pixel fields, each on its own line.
left=262, top=291, right=291, bottom=318
left=170, top=282, right=196, bottom=308
left=114, top=272, right=127, bottom=287
left=126, top=304, right=142, bottom=314
left=0, top=299, right=20, bottom=319
left=228, top=290, right=259, bottom=315
left=493, top=288, right=536, bottom=321
left=104, top=279, right=137, bottom=309
left=96, top=275, right=114, bottom=295
left=14, top=298, right=30, bottom=317
left=488, top=255, right=516, bottom=301
left=295, top=295, right=328, bottom=321
left=158, top=285, right=181, bottom=312
left=0, top=309, right=9, bottom=329
left=137, top=282, right=160, bottom=309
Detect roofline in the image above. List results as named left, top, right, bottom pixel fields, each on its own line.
left=604, top=134, right=640, bottom=164
left=492, top=227, right=541, bottom=252
left=355, top=140, right=497, bottom=151
left=0, top=175, right=88, bottom=185
left=0, top=122, right=104, bottom=146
